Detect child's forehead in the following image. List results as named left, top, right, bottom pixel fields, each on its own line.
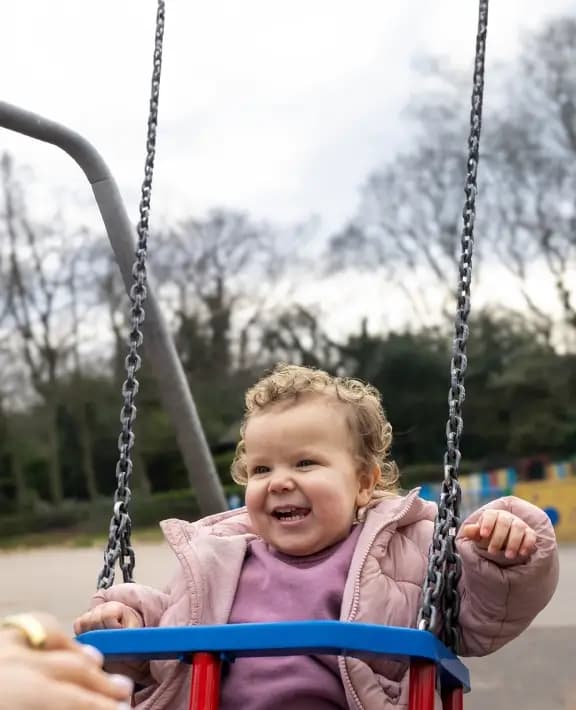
left=244, top=393, right=353, bottom=444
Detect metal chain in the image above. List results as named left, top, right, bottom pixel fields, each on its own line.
left=417, top=0, right=489, bottom=652
left=97, top=0, right=166, bottom=590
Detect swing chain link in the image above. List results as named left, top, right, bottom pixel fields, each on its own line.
left=97, top=0, right=166, bottom=590
left=417, top=0, right=489, bottom=652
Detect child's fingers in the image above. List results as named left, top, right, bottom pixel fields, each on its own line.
left=504, top=518, right=528, bottom=559
left=460, top=522, right=481, bottom=540
left=519, top=527, right=537, bottom=557
left=487, top=514, right=513, bottom=554
left=74, top=604, right=127, bottom=634
left=478, top=509, right=499, bottom=539
left=463, top=509, right=538, bottom=559
left=121, top=609, right=142, bottom=629
left=74, top=612, right=99, bottom=635
left=98, top=604, right=129, bottom=630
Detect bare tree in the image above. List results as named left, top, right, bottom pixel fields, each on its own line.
left=259, top=304, right=338, bottom=368
left=0, top=334, right=29, bottom=509
left=328, top=59, right=472, bottom=325
left=155, top=208, right=299, bottom=375
left=0, top=154, right=67, bottom=503
left=66, top=235, right=100, bottom=500
left=482, top=18, right=576, bottom=343
left=330, top=16, right=576, bottom=346
left=0, top=154, right=104, bottom=503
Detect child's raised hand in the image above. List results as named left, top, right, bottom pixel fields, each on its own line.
left=460, top=509, right=537, bottom=560
left=73, top=602, right=142, bottom=635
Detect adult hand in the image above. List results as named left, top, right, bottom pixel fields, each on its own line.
left=0, top=612, right=133, bottom=710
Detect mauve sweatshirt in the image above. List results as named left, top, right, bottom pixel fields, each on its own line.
left=219, top=523, right=363, bottom=710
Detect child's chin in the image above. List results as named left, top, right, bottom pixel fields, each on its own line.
left=273, top=537, right=324, bottom=557
left=278, top=546, right=314, bottom=557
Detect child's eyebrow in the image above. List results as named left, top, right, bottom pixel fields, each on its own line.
left=293, top=447, right=326, bottom=458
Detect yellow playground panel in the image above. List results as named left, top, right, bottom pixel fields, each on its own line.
left=514, top=478, right=576, bottom=542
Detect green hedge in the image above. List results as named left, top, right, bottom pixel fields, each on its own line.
left=0, top=506, right=86, bottom=538
left=0, top=485, right=246, bottom=541
left=214, top=450, right=236, bottom=484
left=400, top=461, right=480, bottom=489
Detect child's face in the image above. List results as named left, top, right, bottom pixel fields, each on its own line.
left=244, top=395, right=376, bottom=556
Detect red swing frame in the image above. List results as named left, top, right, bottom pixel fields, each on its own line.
left=189, top=654, right=463, bottom=710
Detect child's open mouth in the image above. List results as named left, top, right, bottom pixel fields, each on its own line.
left=271, top=506, right=311, bottom=523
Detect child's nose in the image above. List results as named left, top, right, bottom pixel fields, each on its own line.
left=267, top=468, right=295, bottom=492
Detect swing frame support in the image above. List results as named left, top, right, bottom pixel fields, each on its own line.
left=0, top=100, right=227, bottom=517
left=190, top=653, right=222, bottom=710
left=190, top=655, right=463, bottom=710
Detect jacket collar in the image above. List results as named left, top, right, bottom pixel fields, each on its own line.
left=158, top=489, right=436, bottom=625
left=339, top=489, right=435, bottom=622
left=159, top=488, right=434, bottom=560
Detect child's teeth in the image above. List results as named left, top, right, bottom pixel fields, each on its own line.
left=277, top=510, right=308, bottom=521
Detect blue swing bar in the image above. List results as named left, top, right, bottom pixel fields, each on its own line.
left=79, top=621, right=470, bottom=710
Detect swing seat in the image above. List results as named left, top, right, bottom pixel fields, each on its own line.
left=78, top=620, right=470, bottom=710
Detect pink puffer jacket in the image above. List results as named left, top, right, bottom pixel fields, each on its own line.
left=92, top=491, right=558, bottom=709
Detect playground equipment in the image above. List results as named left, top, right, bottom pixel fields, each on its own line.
left=0, top=0, right=490, bottom=707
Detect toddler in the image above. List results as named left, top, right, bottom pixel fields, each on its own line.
left=75, top=364, right=559, bottom=709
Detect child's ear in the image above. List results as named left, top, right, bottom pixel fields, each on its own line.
left=356, top=465, right=381, bottom=507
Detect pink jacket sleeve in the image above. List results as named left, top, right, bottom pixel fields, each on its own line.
left=89, top=572, right=187, bottom=683
left=455, top=496, right=559, bottom=656
left=91, top=581, right=171, bottom=627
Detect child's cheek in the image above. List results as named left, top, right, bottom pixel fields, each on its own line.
left=244, top=484, right=262, bottom=520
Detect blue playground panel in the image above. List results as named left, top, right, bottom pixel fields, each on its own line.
left=543, top=507, right=560, bottom=526
left=78, top=621, right=470, bottom=692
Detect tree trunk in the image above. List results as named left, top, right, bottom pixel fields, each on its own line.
left=132, top=448, right=151, bottom=497
left=46, top=395, right=63, bottom=505
left=77, top=401, right=98, bottom=500
left=9, top=431, right=28, bottom=510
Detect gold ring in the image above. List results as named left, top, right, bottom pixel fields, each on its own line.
left=0, top=614, right=48, bottom=649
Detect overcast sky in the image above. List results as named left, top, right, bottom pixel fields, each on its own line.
left=2, top=0, right=576, bottom=338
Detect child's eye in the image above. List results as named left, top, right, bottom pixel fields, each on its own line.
left=251, top=465, right=270, bottom=476
left=296, top=459, right=316, bottom=468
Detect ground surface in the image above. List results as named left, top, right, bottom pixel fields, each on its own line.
left=1, top=542, right=574, bottom=708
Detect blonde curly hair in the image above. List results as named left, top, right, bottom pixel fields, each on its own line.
left=231, top=363, right=400, bottom=501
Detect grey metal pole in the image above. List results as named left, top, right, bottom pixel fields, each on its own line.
left=0, top=100, right=227, bottom=515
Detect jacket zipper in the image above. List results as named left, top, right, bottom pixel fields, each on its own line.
left=171, top=524, right=203, bottom=626
left=341, top=490, right=422, bottom=709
